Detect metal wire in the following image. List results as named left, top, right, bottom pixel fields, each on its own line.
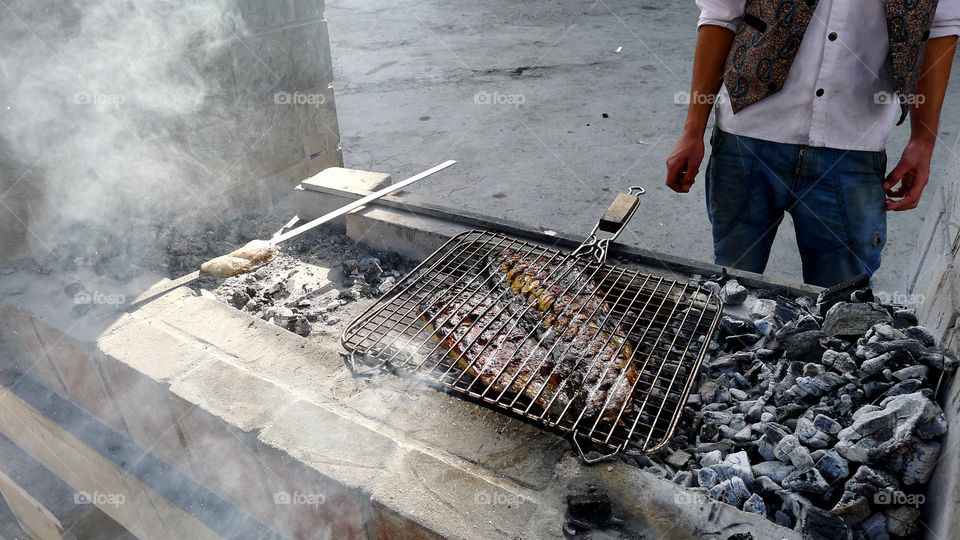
left=341, top=230, right=723, bottom=453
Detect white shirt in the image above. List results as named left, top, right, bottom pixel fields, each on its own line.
left=697, top=0, right=960, bottom=151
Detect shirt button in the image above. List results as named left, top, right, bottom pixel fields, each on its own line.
left=816, top=88, right=825, bottom=97
left=828, top=32, right=838, bottom=41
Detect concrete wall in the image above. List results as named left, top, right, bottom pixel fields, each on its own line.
left=903, top=137, right=960, bottom=539
left=0, top=0, right=342, bottom=255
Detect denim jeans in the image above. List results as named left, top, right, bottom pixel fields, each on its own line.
left=704, top=127, right=887, bottom=287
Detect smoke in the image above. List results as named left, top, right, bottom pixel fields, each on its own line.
left=0, top=0, right=263, bottom=275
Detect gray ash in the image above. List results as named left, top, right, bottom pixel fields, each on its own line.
left=623, top=274, right=954, bottom=540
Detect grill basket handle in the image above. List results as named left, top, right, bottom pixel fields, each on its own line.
left=571, top=186, right=645, bottom=264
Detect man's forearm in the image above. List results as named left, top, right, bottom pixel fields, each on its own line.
left=683, top=24, right=736, bottom=134
left=910, top=35, right=958, bottom=145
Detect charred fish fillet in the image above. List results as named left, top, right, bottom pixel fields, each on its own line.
left=420, top=289, right=574, bottom=414
left=486, top=250, right=639, bottom=423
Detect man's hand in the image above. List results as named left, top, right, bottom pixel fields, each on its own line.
left=666, top=130, right=705, bottom=193
left=884, top=139, right=934, bottom=211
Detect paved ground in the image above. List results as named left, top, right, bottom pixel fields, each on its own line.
left=326, top=0, right=960, bottom=294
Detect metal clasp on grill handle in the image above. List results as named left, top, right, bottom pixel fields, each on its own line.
left=570, top=186, right=645, bottom=264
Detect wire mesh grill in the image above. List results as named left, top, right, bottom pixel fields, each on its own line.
left=341, top=230, right=723, bottom=453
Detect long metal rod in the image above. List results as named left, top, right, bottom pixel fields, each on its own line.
left=124, top=160, right=456, bottom=312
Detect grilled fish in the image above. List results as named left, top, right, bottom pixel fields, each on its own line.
left=420, top=289, right=573, bottom=414
left=487, top=250, right=639, bottom=423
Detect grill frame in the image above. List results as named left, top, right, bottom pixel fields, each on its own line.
left=341, top=229, right=723, bottom=454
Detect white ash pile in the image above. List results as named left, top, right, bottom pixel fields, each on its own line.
left=206, top=227, right=413, bottom=338
left=629, top=275, right=956, bottom=539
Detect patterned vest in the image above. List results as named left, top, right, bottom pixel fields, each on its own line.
left=724, top=0, right=940, bottom=125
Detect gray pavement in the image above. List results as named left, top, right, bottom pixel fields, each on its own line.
left=326, top=0, right=960, bottom=294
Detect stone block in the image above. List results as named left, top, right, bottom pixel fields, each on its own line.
left=97, top=317, right=204, bottom=382
left=170, top=393, right=273, bottom=523
left=255, top=443, right=368, bottom=540
left=346, top=206, right=472, bottom=261
left=31, top=321, right=127, bottom=435
left=370, top=501, right=444, bottom=540
left=295, top=166, right=392, bottom=226
left=97, top=353, right=192, bottom=474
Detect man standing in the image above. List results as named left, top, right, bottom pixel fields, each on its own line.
left=666, top=0, right=959, bottom=287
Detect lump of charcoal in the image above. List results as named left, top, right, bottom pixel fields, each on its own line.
left=672, top=470, right=694, bottom=487
left=843, top=466, right=900, bottom=499
left=919, top=347, right=959, bottom=373
left=815, top=274, right=870, bottom=316
left=884, top=379, right=924, bottom=398
left=795, top=372, right=844, bottom=397
left=779, top=330, right=828, bottom=363
left=699, top=449, right=722, bottom=467
left=228, top=289, right=251, bottom=309
left=821, top=302, right=892, bottom=339
left=775, top=510, right=793, bottom=528
left=751, top=461, right=796, bottom=484
left=742, top=493, right=766, bottom=516
left=869, top=323, right=907, bottom=341
left=835, top=392, right=947, bottom=466
left=860, top=513, right=888, bottom=540
left=886, top=437, right=942, bottom=485
left=796, top=505, right=852, bottom=540
left=891, top=365, right=928, bottom=382
left=821, top=350, right=857, bottom=373
left=756, top=475, right=782, bottom=495
left=697, top=467, right=719, bottom=489
left=830, top=493, right=872, bottom=526
left=902, top=325, right=935, bottom=347
left=708, top=476, right=751, bottom=508
left=566, top=483, right=612, bottom=524
left=782, top=466, right=830, bottom=494
left=286, top=314, right=311, bottom=337
left=892, top=309, right=919, bottom=329
left=850, top=288, right=874, bottom=303
left=814, top=449, right=849, bottom=484
left=860, top=352, right=895, bottom=375
left=748, top=298, right=777, bottom=320
left=778, top=490, right=813, bottom=524
left=813, top=414, right=842, bottom=436
left=719, top=316, right=756, bottom=336
left=719, top=279, right=748, bottom=305
left=341, top=259, right=359, bottom=275
left=665, top=449, right=692, bottom=468
left=795, top=417, right=833, bottom=449
left=884, top=505, right=921, bottom=537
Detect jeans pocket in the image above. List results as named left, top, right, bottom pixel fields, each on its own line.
left=709, top=127, right=728, bottom=157
left=874, top=150, right=888, bottom=178
left=706, top=148, right=754, bottom=243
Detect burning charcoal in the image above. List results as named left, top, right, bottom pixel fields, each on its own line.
left=796, top=417, right=833, bottom=449
left=902, top=325, right=935, bottom=346
left=814, top=449, right=850, bottom=484
left=697, top=467, right=719, bottom=488
left=850, top=288, right=874, bottom=303
left=813, top=414, right=842, bottom=436
left=708, top=476, right=751, bottom=507
left=831, top=492, right=872, bottom=525
left=797, top=506, right=852, bottom=540
left=888, top=438, right=942, bottom=485
left=718, top=451, right=754, bottom=482
left=286, top=314, right=311, bottom=337
left=728, top=388, right=749, bottom=402
left=339, top=287, right=362, bottom=300
left=883, top=505, right=921, bottom=537
left=341, top=259, right=359, bottom=275
left=860, top=513, right=889, bottom=540
left=699, top=449, right=723, bottom=467
left=796, top=372, right=844, bottom=397
left=816, top=274, right=870, bottom=316
left=748, top=298, right=777, bottom=320
left=695, top=439, right=735, bottom=455
left=919, top=347, right=959, bottom=373
left=752, top=461, right=795, bottom=484
left=844, top=466, right=900, bottom=499
left=264, top=306, right=294, bottom=324
left=377, top=276, right=397, bottom=295
left=742, top=493, right=766, bottom=516
left=835, top=392, right=947, bottom=468
left=775, top=510, right=792, bottom=528
left=884, top=379, right=924, bottom=398
left=719, top=279, right=748, bottom=305
left=703, top=280, right=722, bottom=295
left=719, top=316, right=755, bottom=336
left=699, top=380, right=720, bottom=403
left=672, top=470, right=694, bottom=487
left=774, top=435, right=804, bottom=464
left=665, top=449, right=691, bottom=468
left=870, top=323, right=907, bottom=341
left=821, top=350, right=857, bottom=373
left=782, top=466, right=830, bottom=494
left=228, top=289, right=250, bottom=309
left=821, top=302, right=893, bottom=338
left=778, top=330, right=828, bottom=363
left=892, top=309, right=919, bottom=329
left=756, top=475, right=782, bottom=495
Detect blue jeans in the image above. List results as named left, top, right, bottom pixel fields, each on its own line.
left=704, top=128, right=887, bottom=288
